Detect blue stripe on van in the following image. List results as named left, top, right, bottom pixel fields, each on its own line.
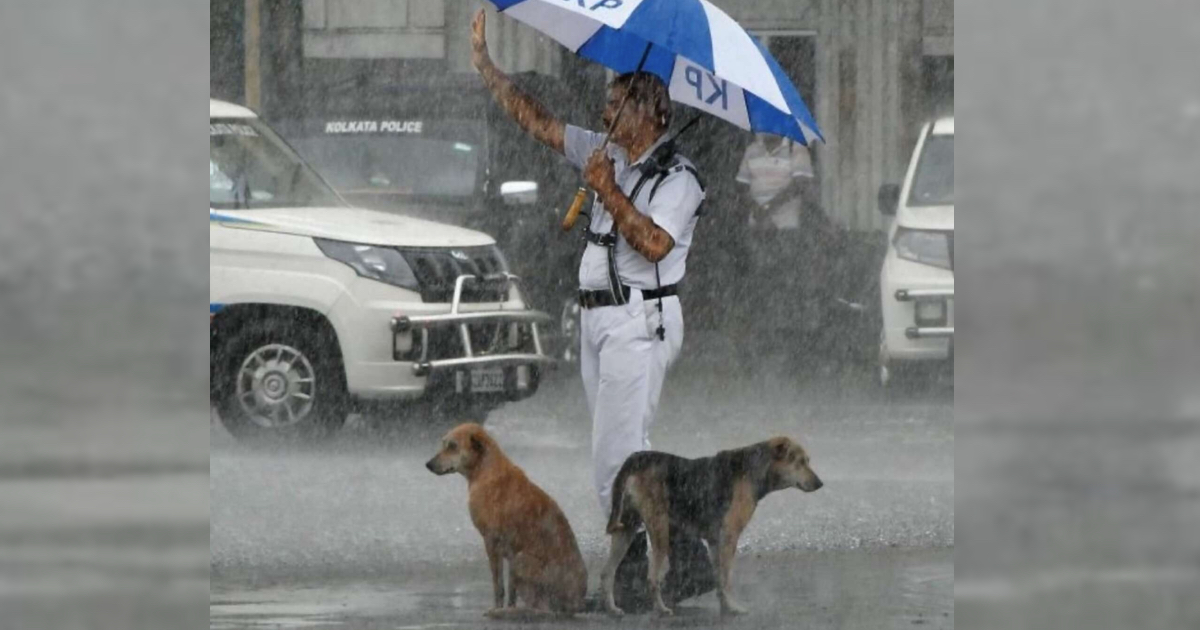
left=209, top=210, right=259, bottom=225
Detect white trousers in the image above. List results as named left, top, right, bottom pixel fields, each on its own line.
left=582, top=291, right=684, bottom=514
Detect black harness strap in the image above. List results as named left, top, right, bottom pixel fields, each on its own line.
left=598, top=168, right=659, bottom=305
left=583, top=228, right=617, bottom=246
left=582, top=150, right=704, bottom=340
left=648, top=164, right=706, bottom=216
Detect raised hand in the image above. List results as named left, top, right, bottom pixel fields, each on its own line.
left=471, top=9, right=493, bottom=73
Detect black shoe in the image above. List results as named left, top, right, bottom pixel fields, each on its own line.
left=610, top=528, right=717, bottom=612
left=612, top=532, right=653, bottom=613
left=581, top=592, right=607, bottom=614
left=662, top=528, right=717, bottom=605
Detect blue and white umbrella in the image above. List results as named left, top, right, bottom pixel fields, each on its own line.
left=487, top=0, right=823, bottom=145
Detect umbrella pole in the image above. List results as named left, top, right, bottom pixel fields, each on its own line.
left=561, top=43, right=654, bottom=232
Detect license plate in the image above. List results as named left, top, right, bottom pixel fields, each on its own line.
left=469, top=368, right=506, bottom=393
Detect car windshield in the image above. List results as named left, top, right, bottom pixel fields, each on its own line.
left=210, top=118, right=343, bottom=209
left=909, top=135, right=954, bottom=206
left=290, top=119, right=484, bottom=199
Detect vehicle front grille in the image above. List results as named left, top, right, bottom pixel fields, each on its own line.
left=400, top=322, right=538, bottom=362
left=398, top=245, right=509, bottom=303
left=423, top=325, right=500, bottom=361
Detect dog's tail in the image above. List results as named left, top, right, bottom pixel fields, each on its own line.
left=606, top=461, right=636, bottom=535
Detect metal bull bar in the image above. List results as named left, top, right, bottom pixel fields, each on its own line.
left=895, top=287, right=954, bottom=339
left=389, top=273, right=555, bottom=377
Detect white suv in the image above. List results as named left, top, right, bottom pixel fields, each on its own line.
left=210, top=99, right=551, bottom=442
left=876, top=117, right=954, bottom=388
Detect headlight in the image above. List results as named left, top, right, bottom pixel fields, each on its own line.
left=893, top=228, right=952, bottom=270
left=314, top=238, right=420, bottom=291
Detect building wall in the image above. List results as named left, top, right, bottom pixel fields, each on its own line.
left=723, top=0, right=934, bottom=232
left=923, top=0, right=953, bottom=55
left=210, top=0, right=245, bottom=104
left=301, top=0, right=560, bottom=75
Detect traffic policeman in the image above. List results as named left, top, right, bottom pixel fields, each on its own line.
left=470, top=9, right=712, bottom=610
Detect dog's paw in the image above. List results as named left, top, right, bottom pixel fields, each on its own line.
left=653, top=604, right=675, bottom=618
left=605, top=604, right=625, bottom=618
left=484, top=607, right=506, bottom=619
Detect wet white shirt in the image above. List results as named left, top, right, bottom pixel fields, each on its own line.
left=563, top=125, right=704, bottom=291
left=736, top=137, right=813, bottom=230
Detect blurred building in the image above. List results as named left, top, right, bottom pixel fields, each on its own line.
left=211, top=0, right=953, bottom=232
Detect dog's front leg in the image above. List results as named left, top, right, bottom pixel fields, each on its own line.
left=505, top=558, right=518, bottom=608
left=484, top=538, right=506, bottom=611
left=715, top=530, right=748, bottom=616
left=645, top=516, right=674, bottom=617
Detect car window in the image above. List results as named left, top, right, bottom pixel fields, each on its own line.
left=290, top=119, right=486, bottom=200
left=210, top=118, right=343, bottom=209
left=909, top=135, right=953, bottom=206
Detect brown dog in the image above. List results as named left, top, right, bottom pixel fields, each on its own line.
left=600, top=437, right=823, bottom=617
left=425, top=423, right=587, bottom=618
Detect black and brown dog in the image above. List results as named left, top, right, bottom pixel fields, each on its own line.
left=600, top=437, right=823, bottom=617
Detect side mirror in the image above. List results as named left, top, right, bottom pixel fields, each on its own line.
left=500, top=180, right=539, bottom=206
left=878, top=183, right=900, bottom=216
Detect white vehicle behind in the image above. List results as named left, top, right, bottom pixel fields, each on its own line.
left=209, top=99, right=551, bottom=442
left=876, top=117, right=954, bottom=388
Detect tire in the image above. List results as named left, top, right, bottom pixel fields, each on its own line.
left=878, top=354, right=950, bottom=401
left=877, top=330, right=927, bottom=399
left=214, top=319, right=348, bottom=444
left=558, top=296, right=582, bottom=364
left=877, top=327, right=893, bottom=390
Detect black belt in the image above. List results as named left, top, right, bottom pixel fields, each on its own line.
left=578, top=284, right=679, bottom=309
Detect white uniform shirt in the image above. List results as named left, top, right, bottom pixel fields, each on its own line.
left=564, top=125, right=705, bottom=291
left=735, top=136, right=814, bottom=230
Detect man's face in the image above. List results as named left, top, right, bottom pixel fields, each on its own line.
left=602, top=83, right=654, bottom=146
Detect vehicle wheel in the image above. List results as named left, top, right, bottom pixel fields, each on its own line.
left=215, top=320, right=347, bottom=444
left=559, top=297, right=582, bottom=364
left=877, top=328, right=892, bottom=389
left=875, top=330, right=925, bottom=398
left=879, top=359, right=944, bottom=402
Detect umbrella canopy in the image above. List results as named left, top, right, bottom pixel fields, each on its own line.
left=487, top=0, right=823, bottom=146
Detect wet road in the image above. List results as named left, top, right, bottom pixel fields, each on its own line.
left=211, top=352, right=953, bottom=629
left=210, top=547, right=952, bottom=630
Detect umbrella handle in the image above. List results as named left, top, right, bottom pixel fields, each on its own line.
left=561, top=187, right=589, bottom=231
left=560, top=73, right=624, bottom=233
left=560, top=42, right=651, bottom=233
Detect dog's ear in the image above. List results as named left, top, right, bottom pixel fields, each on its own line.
left=771, top=438, right=790, bottom=460
left=469, top=433, right=485, bottom=454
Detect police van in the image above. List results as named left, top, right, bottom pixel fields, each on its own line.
left=274, top=73, right=591, bottom=362
left=210, top=99, right=552, bottom=442
left=876, top=117, right=954, bottom=388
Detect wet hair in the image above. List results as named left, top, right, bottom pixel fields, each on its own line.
left=611, top=71, right=671, bottom=131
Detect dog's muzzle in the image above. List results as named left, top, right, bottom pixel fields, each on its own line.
left=799, top=474, right=823, bottom=492
left=425, top=457, right=448, bottom=475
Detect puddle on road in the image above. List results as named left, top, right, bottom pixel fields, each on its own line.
left=210, top=583, right=486, bottom=630
left=211, top=548, right=953, bottom=630
left=210, top=588, right=407, bottom=629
